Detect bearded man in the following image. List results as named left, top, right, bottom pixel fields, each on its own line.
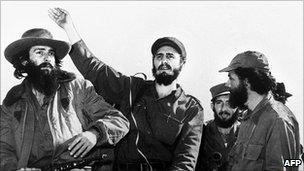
left=0, top=28, right=129, bottom=171
left=220, top=51, right=300, bottom=171
left=196, top=83, right=240, bottom=171
left=49, top=7, right=204, bottom=171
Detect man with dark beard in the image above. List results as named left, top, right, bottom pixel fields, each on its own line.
left=196, top=83, right=240, bottom=171
left=219, top=51, right=300, bottom=171
left=49, top=8, right=204, bottom=171
left=0, top=28, right=130, bottom=171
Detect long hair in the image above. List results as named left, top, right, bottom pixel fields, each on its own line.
left=234, top=67, right=290, bottom=103
left=13, top=49, right=62, bottom=79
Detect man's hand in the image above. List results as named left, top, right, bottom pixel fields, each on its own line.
left=48, top=7, right=73, bottom=30
left=68, top=130, right=99, bottom=158
left=48, top=7, right=81, bottom=44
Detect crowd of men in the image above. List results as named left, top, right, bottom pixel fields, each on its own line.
left=0, top=7, right=302, bottom=171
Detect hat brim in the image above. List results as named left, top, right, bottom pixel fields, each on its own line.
left=284, top=92, right=292, bottom=98
left=4, top=37, right=71, bottom=64
left=219, top=66, right=236, bottom=72
left=212, top=91, right=230, bottom=100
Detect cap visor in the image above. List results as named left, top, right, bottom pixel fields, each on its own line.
left=216, top=91, right=230, bottom=97
left=285, top=92, right=292, bottom=98
left=212, top=91, right=230, bottom=100
left=219, top=66, right=234, bottom=72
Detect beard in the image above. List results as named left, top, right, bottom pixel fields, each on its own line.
left=229, top=81, right=248, bottom=110
left=25, top=61, right=59, bottom=96
left=213, top=109, right=239, bottom=128
left=152, top=64, right=181, bottom=86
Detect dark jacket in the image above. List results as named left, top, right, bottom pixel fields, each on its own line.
left=0, top=71, right=129, bottom=170
left=69, top=40, right=204, bottom=170
left=196, top=120, right=239, bottom=171
left=228, top=94, right=300, bottom=171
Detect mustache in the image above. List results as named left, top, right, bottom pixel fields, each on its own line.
left=39, top=62, right=54, bottom=69
left=158, top=64, right=172, bottom=70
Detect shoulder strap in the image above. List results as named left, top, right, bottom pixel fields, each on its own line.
left=17, top=103, right=35, bottom=169
left=129, top=77, right=153, bottom=171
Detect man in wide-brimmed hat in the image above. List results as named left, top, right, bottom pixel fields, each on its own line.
left=0, top=28, right=129, bottom=170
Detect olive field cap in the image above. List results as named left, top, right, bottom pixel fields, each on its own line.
left=210, top=83, right=230, bottom=100
left=151, top=37, right=186, bottom=59
left=5, top=28, right=71, bottom=65
left=219, top=51, right=269, bottom=72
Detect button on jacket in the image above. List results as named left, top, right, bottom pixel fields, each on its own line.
left=0, top=71, right=129, bottom=171
left=228, top=94, right=300, bottom=171
left=69, top=40, right=204, bottom=170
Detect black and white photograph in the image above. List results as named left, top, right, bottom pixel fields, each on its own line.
left=1, top=1, right=303, bottom=171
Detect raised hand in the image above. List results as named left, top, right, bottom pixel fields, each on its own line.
left=68, top=130, right=99, bottom=158
left=48, top=7, right=72, bottom=30
left=48, top=7, right=81, bottom=44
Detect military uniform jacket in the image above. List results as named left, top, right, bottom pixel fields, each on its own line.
left=228, top=94, right=300, bottom=171
left=69, top=40, right=204, bottom=170
left=196, top=120, right=239, bottom=171
left=0, top=72, right=129, bottom=171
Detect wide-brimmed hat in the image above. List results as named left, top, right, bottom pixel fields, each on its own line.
left=4, top=28, right=71, bottom=65
left=219, top=51, right=269, bottom=72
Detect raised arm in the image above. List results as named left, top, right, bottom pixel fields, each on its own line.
left=49, top=8, right=144, bottom=105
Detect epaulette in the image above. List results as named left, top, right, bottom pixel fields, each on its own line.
left=133, top=72, right=147, bottom=80
left=186, top=94, right=204, bottom=110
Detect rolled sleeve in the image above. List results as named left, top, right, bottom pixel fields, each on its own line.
left=81, top=79, right=130, bottom=146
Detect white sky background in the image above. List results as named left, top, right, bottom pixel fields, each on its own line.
left=1, top=1, right=303, bottom=147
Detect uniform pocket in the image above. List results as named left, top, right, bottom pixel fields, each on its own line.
left=244, top=144, right=263, bottom=160
left=153, top=113, right=184, bottom=145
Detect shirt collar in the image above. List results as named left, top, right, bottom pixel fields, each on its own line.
left=152, top=83, right=184, bottom=102
left=243, top=92, right=272, bottom=124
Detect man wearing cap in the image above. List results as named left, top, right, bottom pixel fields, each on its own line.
left=49, top=8, right=204, bottom=171
left=0, top=28, right=129, bottom=170
left=219, top=51, right=300, bottom=171
left=272, top=82, right=292, bottom=104
left=196, top=83, right=240, bottom=171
